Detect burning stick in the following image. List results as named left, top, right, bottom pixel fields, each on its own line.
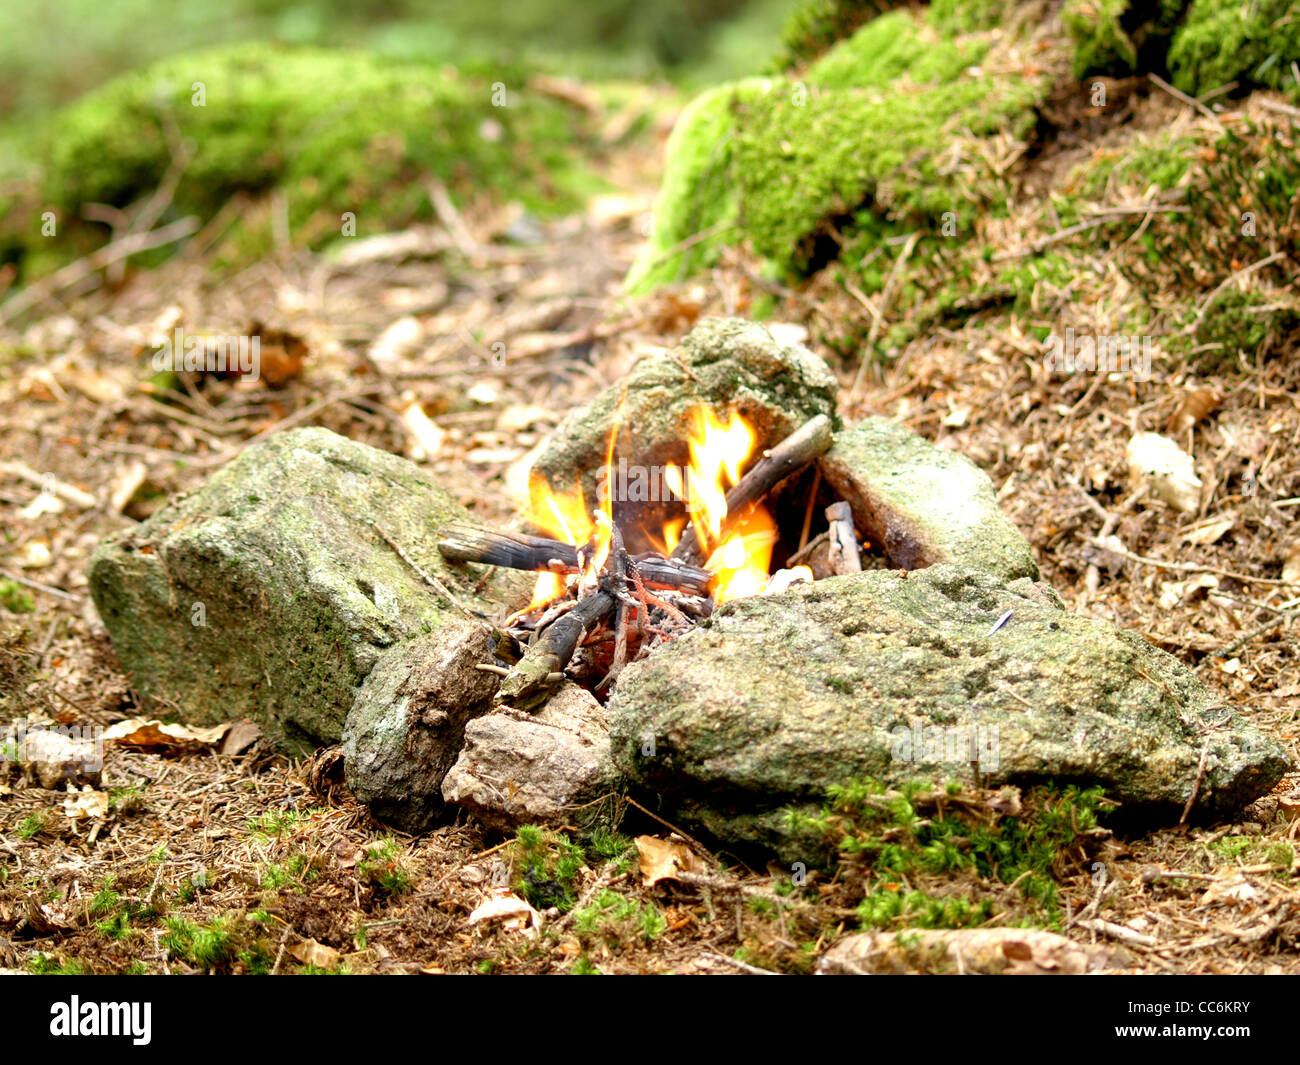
left=495, top=584, right=616, bottom=710
left=670, top=414, right=834, bottom=567
left=825, top=501, right=862, bottom=575
left=438, top=522, right=712, bottom=596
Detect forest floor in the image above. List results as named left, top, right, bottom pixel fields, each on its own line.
left=1, top=89, right=1299, bottom=975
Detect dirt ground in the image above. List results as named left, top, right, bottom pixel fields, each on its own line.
left=2, top=93, right=1298, bottom=975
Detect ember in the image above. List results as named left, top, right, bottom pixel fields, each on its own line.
left=437, top=410, right=844, bottom=710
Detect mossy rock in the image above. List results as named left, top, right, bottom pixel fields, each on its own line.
left=1, top=41, right=601, bottom=283
left=627, top=7, right=1044, bottom=292
left=1064, top=0, right=1300, bottom=95
left=609, top=565, right=1291, bottom=854
left=88, top=427, right=526, bottom=754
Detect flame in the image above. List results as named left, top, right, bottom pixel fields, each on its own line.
left=670, top=406, right=776, bottom=604
left=517, top=419, right=619, bottom=615
left=517, top=403, right=787, bottom=614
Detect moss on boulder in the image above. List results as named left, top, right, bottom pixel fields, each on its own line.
left=88, top=427, right=526, bottom=754
left=1, top=41, right=601, bottom=282
left=626, top=7, right=1045, bottom=292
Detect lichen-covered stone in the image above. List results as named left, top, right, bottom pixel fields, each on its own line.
left=530, top=316, right=839, bottom=550
left=88, top=427, right=524, bottom=753
left=342, top=622, right=501, bottom=832
left=609, top=565, right=1290, bottom=853
left=441, top=681, right=619, bottom=830
left=818, top=418, right=1038, bottom=582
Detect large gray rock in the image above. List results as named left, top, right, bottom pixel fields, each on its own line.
left=609, top=565, right=1289, bottom=853
left=342, top=623, right=501, bottom=831
left=531, top=316, right=839, bottom=552
left=818, top=419, right=1037, bottom=582
left=441, top=681, right=619, bottom=830
left=89, top=427, right=524, bottom=753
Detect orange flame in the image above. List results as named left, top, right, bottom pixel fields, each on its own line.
left=520, top=403, right=782, bottom=612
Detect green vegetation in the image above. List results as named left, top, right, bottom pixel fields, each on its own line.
left=627, top=6, right=1046, bottom=292
left=0, top=579, right=35, bottom=614
left=357, top=837, right=414, bottom=896
left=1168, top=0, right=1300, bottom=96
left=785, top=780, right=1110, bottom=929
left=1, top=42, right=606, bottom=283
left=571, top=888, right=668, bottom=949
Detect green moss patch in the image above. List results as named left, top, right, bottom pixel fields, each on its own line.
left=1, top=41, right=603, bottom=283
left=628, top=8, right=1045, bottom=292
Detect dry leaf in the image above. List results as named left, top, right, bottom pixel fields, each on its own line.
left=635, top=835, right=705, bottom=888
left=108, top=460, right=148, bottom=515
left=1166, top=388, right=1221, bottom=433
left=1126, top=432, right=1202, bottom=514
left=1282, top=541, right=1300, bottom=586
left=1181, top=514, right=1234, bottom=546
left=396, top=392, right=446, bottom=461
left=102, top=717, right=229, bottom=750
left=289, top=938, right=339, bottom=969
left=467, top=890, right=541, bottom=937
left=62, top=785, right=109, bottom=820
left=18, top=492, right=64, bottom=519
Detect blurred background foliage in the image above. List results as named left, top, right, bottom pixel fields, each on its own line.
left=0, top=0, right=800, bottom=122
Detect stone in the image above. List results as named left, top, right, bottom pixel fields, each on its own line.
left=441, top=681, right=618, bottom=830
left=342, top=622, right=501, bottom=832
left=609, top=565, right=1290, bottom=854
left=818, top=418, right=1038, bottom=582
left=816, top=928, right=1130, bottom=976
left=88, top=426, right=525, bottom=753
left=530, top=316, right=839, bottom=552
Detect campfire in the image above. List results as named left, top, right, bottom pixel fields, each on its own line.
left=438, top=410, right=867, bottom=711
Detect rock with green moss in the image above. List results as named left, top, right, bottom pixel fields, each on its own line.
left=2, top=41, right=599, bottom=282
left=89, top=427, right=525, bottom=754
left=1064, top=0, right=1300, bottom=94
left=627, top=7, right=1044, bottom=291
left=609, top=565, right=1290, bottom=853
left=530, top=316, right=839, bottom=550
left=818, top=418, right=1038, bottom=582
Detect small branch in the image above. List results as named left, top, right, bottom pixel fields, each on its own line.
left=496, top=586, right=616, bottom=710
left=439, top=522, right=712, bottom=596
left=672, top=415, right=835, bottom=567
left=371, top=521, right=481, bottom=619
left=0, top=216, right=199, bottom=325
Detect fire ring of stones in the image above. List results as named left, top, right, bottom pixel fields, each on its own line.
left=89, top=317, right=1291, bottom=850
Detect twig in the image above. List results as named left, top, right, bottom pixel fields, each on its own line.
left=1147, top=72, right=1225, bottom=128
left=850, top=230, right=920, bottom=399
left=825, top=501, right=862, bottom=575
left=1203, top=606, right=1300, bottom=662
left=1087, top=537, right=1287, bottom=585
left=371, top=521, right=480, bottom=619
left=1179, top=739, right=1212, bottom=824
left=671, top=414, right=835, bottom=567
left=620, top=795, right=714, bottom=860
left=0, top=568, right=83, bottom=602
left=1185, top=252, right=1287, bottom=336
left=496, top=585, right=616, bottom=710
left=0, top=216, right=199, bottom=325
left=0, top=461, right=98, bottom=509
